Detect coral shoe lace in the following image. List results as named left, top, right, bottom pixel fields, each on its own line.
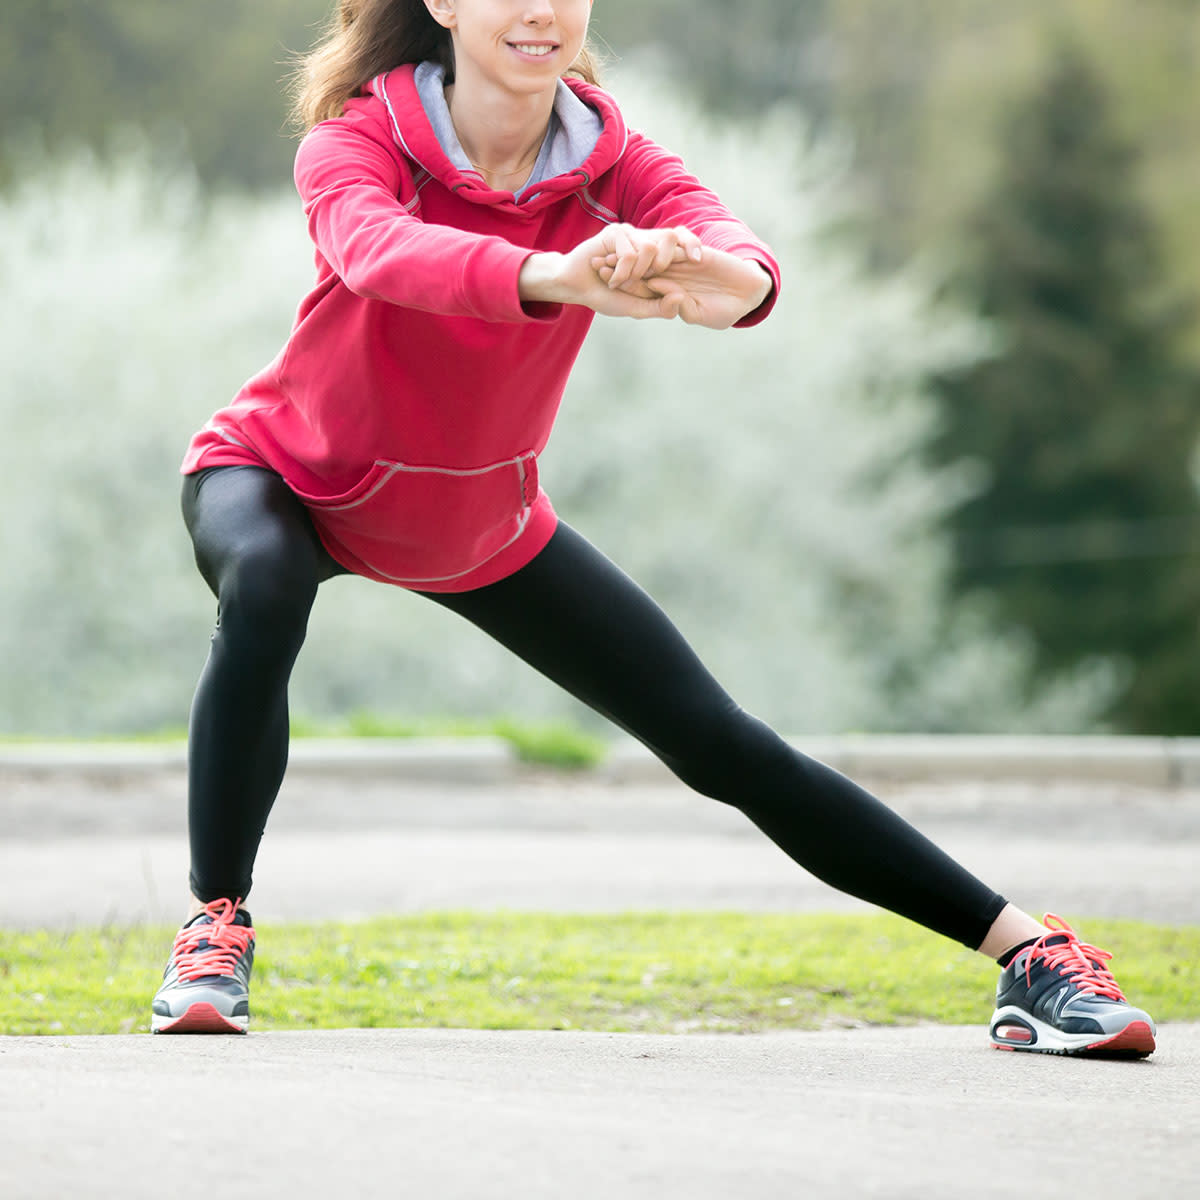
left=171, top=897, right=253, bottom=981
left=1026, top=914, right=1127, bottom=1002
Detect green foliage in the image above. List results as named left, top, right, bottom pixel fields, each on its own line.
left=489, top=720, right=607, bottom=769
left=0, top=715, right=608, bottom=768
left=289, top=713, right=608, bottom=769
left=0, top=0, right=329, bottom=189
left=3, top=912, right=1195, bottom=1036
left=929, top=44, right=1200, bottom=733
left=591, top=0, right=835, bottom=120
left=825, top=3, right=1200, bottom=318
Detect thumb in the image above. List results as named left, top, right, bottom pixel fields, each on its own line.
left=644, top=276, right=689, bottom=306
left=656, top=290, right=685, bottom=321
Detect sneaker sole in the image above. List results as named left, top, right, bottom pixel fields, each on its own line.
left=152, top=1003, right=248, bottom=1035
left=990, top=1009, right=1155, bottom=1058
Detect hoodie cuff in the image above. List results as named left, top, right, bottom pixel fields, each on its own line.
left=459, top=239, right=565, bottom=323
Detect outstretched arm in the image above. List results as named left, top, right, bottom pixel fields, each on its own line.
left=520, top=224, right=772, bottom=327
left=519, top=227, right=687, bottom=321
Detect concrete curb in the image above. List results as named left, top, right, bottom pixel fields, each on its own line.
left=4, top=734, right=1200, bottom=787
left=0, top=737, right=515, bottom=784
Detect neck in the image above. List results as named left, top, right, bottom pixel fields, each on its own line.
left=445, top=70, right=556, bottom=185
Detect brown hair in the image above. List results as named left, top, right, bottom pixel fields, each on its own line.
left=288, top=0, right=603, bottom=132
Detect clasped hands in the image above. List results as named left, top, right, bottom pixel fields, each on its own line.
left=519, top=224, right=773, bottom=329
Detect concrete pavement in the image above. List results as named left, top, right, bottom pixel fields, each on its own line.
left=1, top=1025, right=1196, bottom=1199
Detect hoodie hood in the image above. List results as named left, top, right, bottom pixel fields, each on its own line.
left=364, top=63, right=628, bottom=215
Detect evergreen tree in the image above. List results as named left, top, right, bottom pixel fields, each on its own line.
left=930, top=42, right=1200, bottom=733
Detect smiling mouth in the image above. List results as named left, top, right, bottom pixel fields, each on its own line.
left=509, top=43, right=558, bottom=57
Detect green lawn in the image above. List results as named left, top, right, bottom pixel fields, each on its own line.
left=0, top=714, right=609, bottom=769
left=2, top=912, right=1195, bottom=1037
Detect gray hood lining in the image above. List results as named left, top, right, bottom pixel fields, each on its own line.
left=414, top=60, right=603, bottom=197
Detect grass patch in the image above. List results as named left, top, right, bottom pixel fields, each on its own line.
left=2, top=912, right=1197, bottom=1037
left=0, top=714, right=609, bottom=769
left=313, top=712, right=608, bottom=770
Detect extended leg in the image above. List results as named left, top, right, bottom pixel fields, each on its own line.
left=427, top=523, right=1008, bottom=949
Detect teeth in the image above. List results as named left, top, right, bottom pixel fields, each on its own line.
left=512, top=44, right=555, bottom=56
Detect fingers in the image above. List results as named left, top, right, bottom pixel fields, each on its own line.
left=596, top=264, right=659, bottom=300
left=603, top=224, right=636, bottom=288
left=657, top=289, right=686, bottom=321
left=589, top=246, right=689, bottom=276
left=575, top=225, right=762, bottom=324
left=643, top=276, right=712, bottom=327
left=674, top=226, right=704, bottom=264
left=594, top=275, right=688, bottom=322
left=589, top=225, right=704, bottom=290
left=607, top=231, right=658, bottom=290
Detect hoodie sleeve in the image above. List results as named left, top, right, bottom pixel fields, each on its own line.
left=612, top=131, right=782, bottom=328
left=294, top=115, right=559, bottom=324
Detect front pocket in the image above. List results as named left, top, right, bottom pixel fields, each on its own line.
left=293, top=453, right=539, bottom=584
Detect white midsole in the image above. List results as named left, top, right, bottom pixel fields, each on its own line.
left=989, top=1004, right=1142, bottom=1051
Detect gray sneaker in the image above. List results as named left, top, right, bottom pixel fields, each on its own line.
left=152, top=898, right=255, bottom=1034
left=989, top=914, right=1155, bottom=1057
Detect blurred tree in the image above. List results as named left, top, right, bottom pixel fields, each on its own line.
left=0, top=0, right=328, bottom=189
left=929, top=43, right=1200, bottom=733
left=591, top=0, right=835, bottom=121
left=824, top=0, right=1200, bottom=350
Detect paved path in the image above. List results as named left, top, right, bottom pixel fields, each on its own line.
left=2, top=758, right=1198, bottom=1197
left=2, top=1025, right=1196, bottom=1200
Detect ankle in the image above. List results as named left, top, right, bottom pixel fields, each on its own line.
left=977, top=904, right=1049, bottom=960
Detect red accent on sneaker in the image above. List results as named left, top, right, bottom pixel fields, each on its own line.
left=1085, top=1021, right=1156, bottom=1056
left=172, top=897, right=254, bottom=982
left=155, top=1002, right=246, bottom=1034
left=1026, top=914, right=1127, bottom=1002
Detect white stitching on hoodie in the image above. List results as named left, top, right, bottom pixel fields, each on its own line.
left=377, top=72, right=433, bottom=174
left=357, top=509, right=533, bottom=585
left=576, top=185, right=618, bottom=224
left=319, top=452, right=536, bottom=512
left=205, top=422, right=251, bottom=452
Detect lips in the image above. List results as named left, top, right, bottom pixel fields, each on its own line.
left=508, top=42, right=559, bottom=57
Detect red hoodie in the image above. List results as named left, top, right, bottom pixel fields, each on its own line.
left=183, top=64, right=782, bottom=592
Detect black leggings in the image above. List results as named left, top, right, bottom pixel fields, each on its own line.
left=182, top=465, right=1007, bottom=948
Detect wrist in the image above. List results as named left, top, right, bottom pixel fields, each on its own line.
left=518, top=252, right=567, bottom=304
left=748, top=262, right=774, bottom=310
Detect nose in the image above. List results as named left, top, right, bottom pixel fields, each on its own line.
left=522, top=1, right=555, bottom=24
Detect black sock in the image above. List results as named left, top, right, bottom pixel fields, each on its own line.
left=996, top=936, right=1040, bottom=968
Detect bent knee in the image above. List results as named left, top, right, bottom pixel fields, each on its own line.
left=214, top=538, right=320, bottom=635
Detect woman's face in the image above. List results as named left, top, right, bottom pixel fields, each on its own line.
left=425, top=0, right=593, bottom=96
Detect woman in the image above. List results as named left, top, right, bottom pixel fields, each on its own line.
left=152, top=0, right=1155, bottom=1058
